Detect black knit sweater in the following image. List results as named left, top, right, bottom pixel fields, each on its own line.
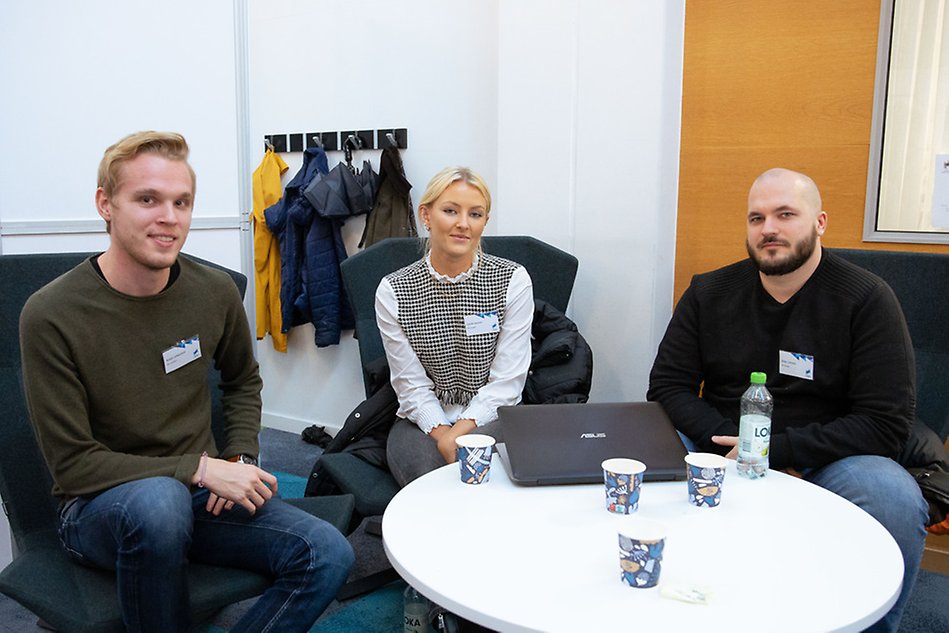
left=647, top=250, right=915, bottom=471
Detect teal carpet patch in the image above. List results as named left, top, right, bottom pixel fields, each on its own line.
left=311, top=580, right=405, bottom=633
left=274, top=470, right=307, bottom=499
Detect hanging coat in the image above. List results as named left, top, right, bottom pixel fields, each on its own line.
left=291, top=160, right=378, bottom=347
left=355, top=159, right=380, bottom=210
left=303, top=160, right=378, bottom=218
left=264, top=147, right=329, bottom=334
left=252, top=148, right=289, bottom=352
left=360, top=146, right=416, bottom=248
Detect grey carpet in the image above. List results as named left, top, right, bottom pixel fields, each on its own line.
left=1, top=428, right=946, bottom=632
left=899, top=569, right=949, bottom=633
left=259, top=426, right=326, bottom=481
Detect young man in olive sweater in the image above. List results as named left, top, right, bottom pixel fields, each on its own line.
left=19, top=131, right=352, bottom=632
left=647, top=168, right=927, bottom=633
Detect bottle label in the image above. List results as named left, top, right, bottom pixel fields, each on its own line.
left=404, top=603, right=430, bottom=633
left=739, top=414, right=771, bottom=458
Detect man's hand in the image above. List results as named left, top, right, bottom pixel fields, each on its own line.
left=195, top=458, right=279, bottom=516
left=429, top=419, right=478, bottom=464
left=713, top=435, right=800, bottom=476
left=711, top=435, right=739, bottom=460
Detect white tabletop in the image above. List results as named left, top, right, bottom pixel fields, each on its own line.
left=383, top=449, right=903, bottom=633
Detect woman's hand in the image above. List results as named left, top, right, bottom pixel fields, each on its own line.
left=429, top=419, right=478, bottom=464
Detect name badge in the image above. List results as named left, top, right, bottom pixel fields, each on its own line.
left=464, top=311, right=500, bottom=336
left=779, top=350, right=814, bottom=381
left=163, top=335, right=202, bottom=374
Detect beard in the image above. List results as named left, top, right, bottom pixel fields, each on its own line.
left=746, top=228, right=818, bottom=276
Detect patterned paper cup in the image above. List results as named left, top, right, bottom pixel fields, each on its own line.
left=684, top=452, right=728, bottom=508
left=601, top=458, right=647, bottom=514
left=456, top=434, right=496, bottom=485
left=619, top=519, right=666, bottom=588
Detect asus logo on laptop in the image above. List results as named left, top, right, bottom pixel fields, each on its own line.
left=580, top=432, right=607, bottom=439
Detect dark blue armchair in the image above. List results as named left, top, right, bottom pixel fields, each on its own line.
left=833, top=248, right=949, bottom=444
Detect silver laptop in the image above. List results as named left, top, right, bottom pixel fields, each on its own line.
left=499, top=402, right=689, bottom=486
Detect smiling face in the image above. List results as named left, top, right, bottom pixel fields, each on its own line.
left=745, top=169, right=826, bottom=277
left=420, top=180, right=489, bottom=276
left=96, top=152, right=194, bottom=280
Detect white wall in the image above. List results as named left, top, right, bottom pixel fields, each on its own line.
left=247, top=0, right=501, bottom=432
left=253, top=0, right=684, bottom=431
left=496, top=1, right=684, bottom=402
left=0, top=0, right=685, bottom=566
left=0, top=0, right=245, bottom=268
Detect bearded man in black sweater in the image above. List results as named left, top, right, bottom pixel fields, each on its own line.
left=648, top=168, right=926, bottom=633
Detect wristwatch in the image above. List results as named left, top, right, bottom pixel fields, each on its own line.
left=237, top=454, right=258, bottom=467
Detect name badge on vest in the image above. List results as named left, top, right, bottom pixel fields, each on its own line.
left=464, top=311, right=500, bottom=336
left=163, top=335, right=202, bottom=374
left=779, top=350, right=814, bottom=381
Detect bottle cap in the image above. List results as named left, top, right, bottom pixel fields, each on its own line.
left=750, top=371, right=767, bottom=384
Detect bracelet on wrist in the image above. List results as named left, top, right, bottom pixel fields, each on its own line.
left=197, top=451, right=209, bottom=488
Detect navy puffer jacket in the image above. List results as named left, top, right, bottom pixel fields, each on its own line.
left=264, top=147, right=330, bottom=335
left=288, top=166, right=347, bottom=347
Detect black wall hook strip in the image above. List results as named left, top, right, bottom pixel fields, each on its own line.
left=264, top=128, right=407, bottom=153
left=376, top=128, right=408, bottom=149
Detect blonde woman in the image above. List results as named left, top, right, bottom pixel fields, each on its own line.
left=375, top=167, right=534, bottom=486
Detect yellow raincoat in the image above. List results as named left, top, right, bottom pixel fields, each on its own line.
left=252, top=149, right=289, bottom=351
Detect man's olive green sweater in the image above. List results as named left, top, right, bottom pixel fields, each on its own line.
left=20, top=256, right=262, bottom=499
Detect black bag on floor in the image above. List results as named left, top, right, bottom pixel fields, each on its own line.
left=898, top=419, right=949, bottom=527
left=908, top=465, right=949, bottom=527
left=304, top=361, right=398, bottom=497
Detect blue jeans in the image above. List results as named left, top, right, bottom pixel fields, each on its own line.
left=805, top=456, right=927, bottom=633
left=58, top=477, right=354, bottom=633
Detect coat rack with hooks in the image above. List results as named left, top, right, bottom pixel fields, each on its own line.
left=264, top=128, right=408, bottom=153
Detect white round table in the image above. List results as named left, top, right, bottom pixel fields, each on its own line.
left=383, top=449, right=903, bottom=632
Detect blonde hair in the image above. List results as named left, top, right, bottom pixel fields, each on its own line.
left=98, top=131, right=195, bottom=198
left=419, top=166, right=491, bottom=215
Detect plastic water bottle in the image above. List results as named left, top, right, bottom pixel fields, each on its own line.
left=403, top=585, right=430, bottom=633
left=737, top=371, right=772, bottom=479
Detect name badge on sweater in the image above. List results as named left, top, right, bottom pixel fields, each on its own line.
left=779, top=350, right=814, bottom=381
left=163, top=335, right=202, bottom=374
left=464, top=311, right=500, bottom=336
